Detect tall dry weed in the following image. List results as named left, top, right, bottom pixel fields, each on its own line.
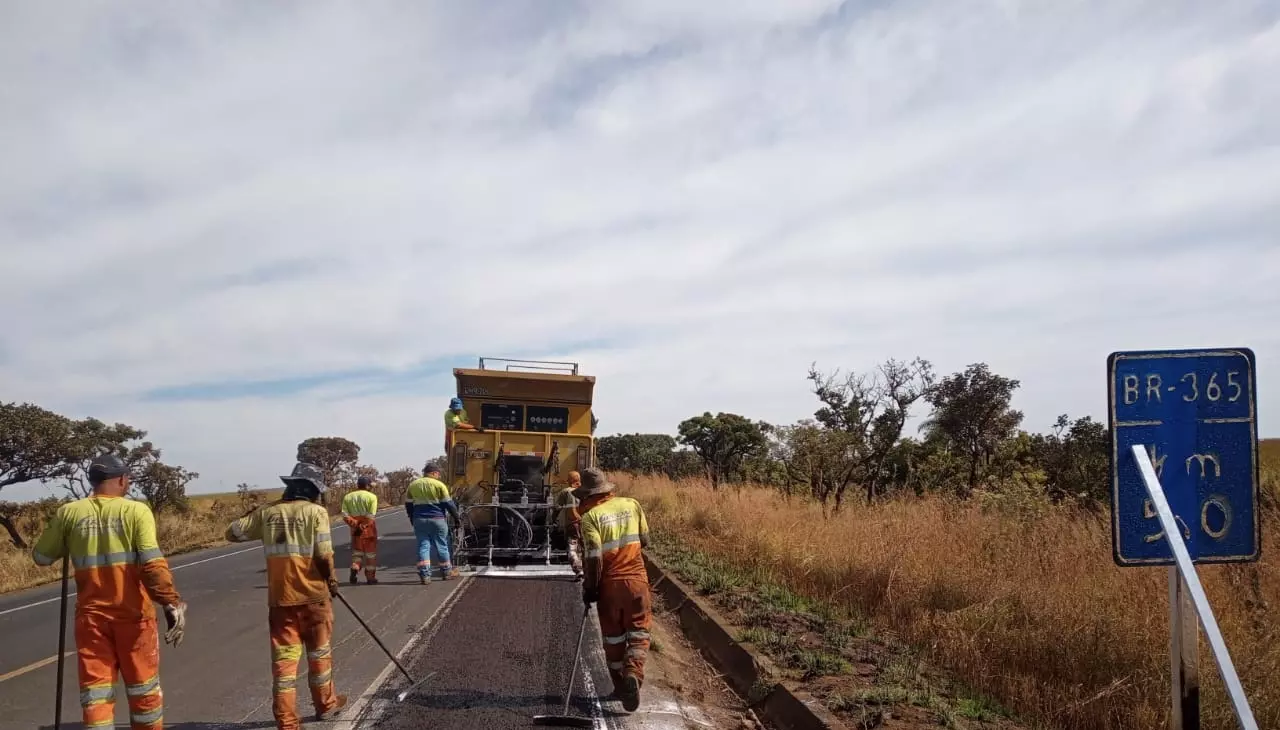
left=617, top=471, right=1280, bottom=730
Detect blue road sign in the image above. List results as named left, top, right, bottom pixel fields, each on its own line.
left=1109, top=348, right=1259, bottom=566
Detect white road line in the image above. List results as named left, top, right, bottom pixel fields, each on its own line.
left=336, top=576, right=474, bottom=729
left=0, top=509, right=399, bottom=617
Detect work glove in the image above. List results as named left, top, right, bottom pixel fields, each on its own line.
left=582, top=588, right=598, bottom=607
left=328, top=579, right=341, bottom=598
left=162, top=603, right=187, bottom=648
left=351, top=522, right=363, bottom=537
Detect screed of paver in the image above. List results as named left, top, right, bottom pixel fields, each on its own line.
left=368, top=577, right=746, bottom=730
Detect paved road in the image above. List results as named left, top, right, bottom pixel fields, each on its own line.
left=0, top=509, right=455, bottom=729
left=0, top=515, right=713, bottom=730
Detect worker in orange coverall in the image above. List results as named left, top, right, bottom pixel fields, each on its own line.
left=553, top=470, right=584, bottom=580
left=31, top=453, right=188, bottom=730
left=574, top=467, right=651, bottom=712
left=341, top=476, right=379, bottom=585
left=226, top=461, right=347, bottom=728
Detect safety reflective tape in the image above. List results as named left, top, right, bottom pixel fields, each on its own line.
left=131, top=706, right=164, bottom=725
left=273, top=645, right=303, bottom=661
left=584, top=548, right=602, bottom=559
left=264, top=543, right=313, bottom=557
left=138, top=547, right=165, bottom=563
left=273, top=678, right=296, bottom=692
left=126, top=676, right=161, bottom=696
left=72, top=551, right=148, bottom=569
left=309, top=670, right=332, bottom=686
left=608, top=661, right=625, bottom=670
left=32, top=550, right=57, bottom=566
left=597, top=534, right=641, bottom=554
left=626, top=647, right=647, bottom=658
left=85, top=719, right=115, bottom=729
left=308, top=645, right=331, bottom=660
left=627, top=631, right=650, bottom=641
left=81, top=685, right=115, bottom=705
left=604, top=634, right=627, bottom=645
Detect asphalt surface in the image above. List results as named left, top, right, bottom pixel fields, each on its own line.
left=361, top=576, right=673, bottom=730
left=0, top=509, right=457, bottom=729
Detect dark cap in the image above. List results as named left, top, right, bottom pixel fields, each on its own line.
left=424, top=462, right=442, bottom=475
left=88, top=453, right=129, bottom=481
left=357, top=475, right=372, bottom=488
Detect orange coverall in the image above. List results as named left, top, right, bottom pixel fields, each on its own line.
left=341, top=488, right=379, bottom=582
left=227, top=499, right=343, bottom=729
left=578, top=493, right=652, bottom=690
left=32, top=495, right=182, bottom=730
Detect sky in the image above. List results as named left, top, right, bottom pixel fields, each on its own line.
left=2, top=0, right=1279, bottom=500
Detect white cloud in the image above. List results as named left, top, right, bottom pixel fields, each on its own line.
left=3, top=1, right=1279, bottom=500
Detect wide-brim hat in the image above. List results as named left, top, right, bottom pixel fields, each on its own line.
left=280, top=461, right=327, bottom=493
left=571, top=467, right=614, bottom=501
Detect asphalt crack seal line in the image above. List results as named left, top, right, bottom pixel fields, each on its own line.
left=334, top=575, right=475, bottom=729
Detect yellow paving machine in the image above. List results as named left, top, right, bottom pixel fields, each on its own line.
left=447, top=357, right=596, bottom=577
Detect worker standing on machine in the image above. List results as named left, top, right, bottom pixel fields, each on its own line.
left=574, top=467, right=652, bottom=712
left=553, top=470, right=584, bottom=580
left=341, top=476, right=379, bottom=585
left=31, top=454, right=187, bottom=730
left=225, top=462, right=347, bottom=728
left=405, top=463, right=461, bottom=584
left=443, top=396, right=479, bottom=451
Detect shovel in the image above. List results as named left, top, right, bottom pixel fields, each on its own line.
left=533, top=605, right=594, bottom=728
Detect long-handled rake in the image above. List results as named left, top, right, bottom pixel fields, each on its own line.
left=54, top=556, right=69, bottom=730
left=533, top=605, right=594, bottom=728
left=335, top=592, right=435, bottom=702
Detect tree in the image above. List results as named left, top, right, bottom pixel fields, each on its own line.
left=296, top=437, right=361, bottom=488
left=676, top=412, right=768, bottom=489
left=62, top=418, right=148, bottom=499
left=383, top=467, right=417, bottom=503
left=923, top=362, right=1023, bottom=496
left=595, top=434, right=678, bottom=473
left=806, top=357, right=935, bottom=506
left=1029, top=414, right=1109, bottom=504
left=127, top=443, right=197, bottom=515
left=0, top=402, right=81, bottom=547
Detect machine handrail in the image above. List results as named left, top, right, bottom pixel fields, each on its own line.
left=477, top=356, right=579, bottom=375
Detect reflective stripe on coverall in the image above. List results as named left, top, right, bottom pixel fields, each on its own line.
left=578, top=494, right=652, bottom=688
left=341, top=489, right=379, bottom=579
left=226, top=500, right=341, bottom=730
left=32, top=496, right=181, bottom=730
left=405, top=476, right=460, bottom=578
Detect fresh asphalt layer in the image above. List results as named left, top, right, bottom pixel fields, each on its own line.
left=0, top=509, right=457, bottom=729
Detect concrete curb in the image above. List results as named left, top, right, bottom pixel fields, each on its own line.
left=644, top=554, right=849, bottom=730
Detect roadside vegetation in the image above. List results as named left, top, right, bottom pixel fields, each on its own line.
left=0, top=401, right=421, bottom=595
left=597, top=356, right=1278, bottom=730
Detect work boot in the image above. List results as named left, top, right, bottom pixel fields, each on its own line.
left=619, top=674, right=641, bottom=712
left=349, top=568, right=359, bottom=585
left=366, top=576, right=378, bottom=585
left=419, top=574, right=428, bottom=585
left=317, top=694, right=348, bottom=720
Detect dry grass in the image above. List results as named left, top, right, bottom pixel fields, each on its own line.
left=616, top=447, right=1280, bottom=730
left=0, top=483, right=398, bottom=595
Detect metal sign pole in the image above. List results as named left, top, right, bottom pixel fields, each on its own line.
left=1168, top=566, right=1199, bottom=730
left=1133, top=445, right=1257, bottom=730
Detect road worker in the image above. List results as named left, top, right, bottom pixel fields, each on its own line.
left=444, top=396, right=483, bottom=451
left=31, top=453, right=187, bottom=730
left=552, top=470, right=584, bottom=580
left=225, top=461, right=347, bottom=728
left=341, top=476, right=379, bottom=585
left=574, top=467, right=652, bottom=712
left=405, top=462, right=461, bottom=584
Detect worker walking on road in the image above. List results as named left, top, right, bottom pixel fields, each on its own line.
left=31, top=453, right=187, bottom=730
left=341, top=476, right=379, bottom=585
left=574, top=467, right=652, bottom=712
left=406, top=463, right=461, bottom=584
left=225, top=462, right=347, bottom=729
left=553, top=470, right=584, bottom=580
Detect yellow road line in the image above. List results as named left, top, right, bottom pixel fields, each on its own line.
left=0, top=651, right=75, bottom=684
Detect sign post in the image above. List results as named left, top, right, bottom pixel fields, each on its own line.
left=1108, top=348, right=1260, bottom=730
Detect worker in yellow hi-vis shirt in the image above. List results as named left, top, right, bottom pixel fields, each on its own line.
left=341, top=476, right=379, bottom=585
left=226, top=461, right=347, bottom=729
left=575, top=467, right=651, bottom=713
left=444, top=396, right=481, bottom=451
left=31, top=453, right=187, bottom=730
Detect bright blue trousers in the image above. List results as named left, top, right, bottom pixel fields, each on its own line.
left=412, top=517, right=451, bottom=577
